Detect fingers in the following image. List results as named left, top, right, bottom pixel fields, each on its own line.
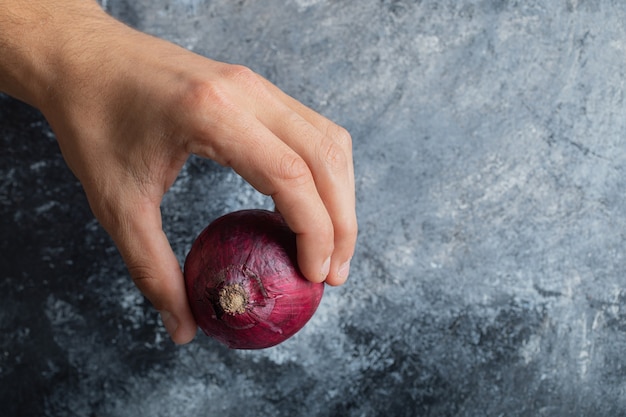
left=192, top=115, right=335, bottom=283
left=253, top=77, right=358, bottom=285
left=186, top=73, right=357, bottom=285
left=263, top=106, right=357, bottom=286
left=106, top=201, right=198, bottom=344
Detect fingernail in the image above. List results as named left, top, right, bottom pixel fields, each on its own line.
left=338, top=259, right=351, bottom=281
left=159, top=311, right=179, bottom=339
left=320, top=257, right=331, bottom=279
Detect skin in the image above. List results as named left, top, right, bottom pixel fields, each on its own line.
left=0, top=0, right=357, bottom=344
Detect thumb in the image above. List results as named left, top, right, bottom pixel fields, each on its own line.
left=111, top=203, right=197, bottom=344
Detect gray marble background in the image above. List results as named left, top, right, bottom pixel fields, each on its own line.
left=2, top=1, right=626, bottom=416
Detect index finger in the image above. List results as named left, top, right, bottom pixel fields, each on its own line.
left=255, top=78, right=357, bottom=285
left=188, top=109, right=335, bottom=283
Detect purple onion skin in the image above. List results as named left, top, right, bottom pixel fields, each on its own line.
left=184, top=210, right=324, bottom=349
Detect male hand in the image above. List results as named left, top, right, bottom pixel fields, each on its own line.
left=0, top=1, right=357, bottom=344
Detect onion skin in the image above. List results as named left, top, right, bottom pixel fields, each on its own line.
left=184, top=210, right=325, bottom=349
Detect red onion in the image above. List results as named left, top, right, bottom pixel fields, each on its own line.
left=184, top=209, right=324, bottom=349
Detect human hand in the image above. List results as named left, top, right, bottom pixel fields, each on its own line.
left=0, top=1, right=357, bottom=344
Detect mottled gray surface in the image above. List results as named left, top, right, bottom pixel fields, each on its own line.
left=2, top=1, right=626, bottom=416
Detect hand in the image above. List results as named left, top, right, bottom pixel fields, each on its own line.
left=0, top=1, right=357, bottom=344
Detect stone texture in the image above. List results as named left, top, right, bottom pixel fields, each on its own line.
left=2, top=1, right=626, bottom=416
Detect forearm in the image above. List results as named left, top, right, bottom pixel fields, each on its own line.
left=0, top=0, right=111, bottom=108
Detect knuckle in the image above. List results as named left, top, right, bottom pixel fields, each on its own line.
left=220, top=64, right=261, bottom=89
left=328, top=125, right=353, bottom=150
left=277, top=153, right=312, bottom=187
left=126, top=262, right=167, bottom=311
left=182, top=78, right=231, bottom=114
left=127, top=263, right=158, bottom=290
left=320, top=140, right=347, bottom=173
left=178, top=78, right=239, bottom=161
left=223, top=64, right=254, bottom=78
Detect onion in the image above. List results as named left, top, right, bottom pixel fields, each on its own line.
left=184, top=209, right=325, bottom=349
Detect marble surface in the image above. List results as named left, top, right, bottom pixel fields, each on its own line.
left=2, top=1, right=626, bottom=416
